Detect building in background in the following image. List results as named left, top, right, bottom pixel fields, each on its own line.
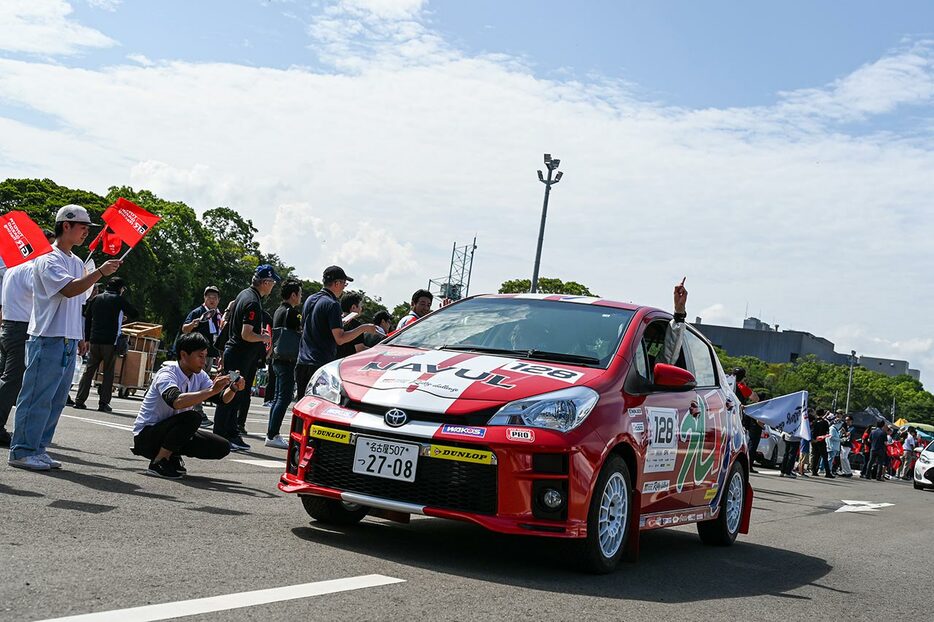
left=694, top=317, right=920, bottom=381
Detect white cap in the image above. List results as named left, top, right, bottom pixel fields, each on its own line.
left=55, top=204, right=96, bottom=225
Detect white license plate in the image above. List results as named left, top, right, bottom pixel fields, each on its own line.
left=352, top=437, right=419, bottom=482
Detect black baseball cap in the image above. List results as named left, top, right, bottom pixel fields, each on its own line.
left=323, top=265, right=353, bottom=282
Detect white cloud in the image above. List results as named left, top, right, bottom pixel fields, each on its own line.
left=0, top=0, right=116, bottom=55
left=86, top=0, right=122, bottom=11
left=1, top=3, right=933, bottom=379
left=126, top=54, right=154, bottom=67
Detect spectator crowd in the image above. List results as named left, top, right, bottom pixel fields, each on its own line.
left=0, top=205, right=437, bottom=478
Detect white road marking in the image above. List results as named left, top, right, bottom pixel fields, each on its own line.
left=230, top=459, right=284, bottom=468
left=835, top=499, right=895, bottom=513
left=60, top=415, right=133, bottom=431
left=34, top=574, right=405, bottom=622
left=753, top=469, right=782, bottom=475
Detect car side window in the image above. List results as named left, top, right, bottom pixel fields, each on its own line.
left=633, top=339, right=648, bottom=380
left=683, top=330, right=717, bottom=387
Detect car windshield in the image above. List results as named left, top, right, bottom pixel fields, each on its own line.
left=385, top=297, right=634, bottom=369
left=926, top=440, right=934, bottom=453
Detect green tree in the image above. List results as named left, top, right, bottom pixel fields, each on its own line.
left=498, top=277, right=596, bottom=296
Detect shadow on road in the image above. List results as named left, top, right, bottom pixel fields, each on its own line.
left=291, top=519, right=831, bottom=602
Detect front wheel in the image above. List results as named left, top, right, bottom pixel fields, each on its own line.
left=301, top=495, right=368, bottom=525
left=698, top=462, right=745, bottom=546
left=579, top=454, right=632, bottom=574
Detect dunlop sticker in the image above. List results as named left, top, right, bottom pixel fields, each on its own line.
left=310, top=425, right=352, bottom=445
left=429, top=444, right=494, bottom=465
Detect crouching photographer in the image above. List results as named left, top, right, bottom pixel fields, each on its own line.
left=132, top=332, right=246, bottom=479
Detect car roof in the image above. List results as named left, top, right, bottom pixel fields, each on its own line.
left=474, top=293, right=650, bottom=313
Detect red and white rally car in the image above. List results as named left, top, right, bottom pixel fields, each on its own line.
left=279, top=294, right=752, bottom=572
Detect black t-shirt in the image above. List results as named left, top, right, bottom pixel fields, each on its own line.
left=336, top=318, right=365, bottom=359
left=273, top=301, right=301, bottom=332
left=298, top=289, right=342, bottom=366
left=84, top=291, right=139, bottom=345
left=225, top=286, right=263, bottom=355
left=811, top=419, right=829, bottom=449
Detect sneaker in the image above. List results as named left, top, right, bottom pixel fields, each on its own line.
left=8, top=455, right=51, bottom=471
left=72, top=402, right=87, bottom=410
left=265, top=435, right=289, bottom=449
left=171, top=455, right=187, bottom=474
left=787, top=472, right=797, bottom=478
left=37, top=453, right=62, bottom=469
left=262, top=401, right=274, bottom=408
left=199, top=415, right=213, bottom=429
left=237, top=426, right=249, bottom=437
left=229, top=436, right=251, bottom=451
left=147, top=458, right=183, bottom=479
left=66, top=396, right=75, bottom=406
left=98, top=404, right=113, bottom=413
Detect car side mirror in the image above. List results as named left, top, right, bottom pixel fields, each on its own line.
left=652, top=363, right=697, bottom=392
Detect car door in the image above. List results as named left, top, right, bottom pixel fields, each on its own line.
left=631, top=318, right=699, bottom=512
left=680, top=329, right=731, bottom=507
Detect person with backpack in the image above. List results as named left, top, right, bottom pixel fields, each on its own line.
left=265, top=279, right=302, bottom=449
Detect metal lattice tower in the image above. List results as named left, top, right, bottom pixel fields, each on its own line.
left=428, top=237, right=477, bottom=301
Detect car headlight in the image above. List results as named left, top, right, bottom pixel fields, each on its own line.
left=307, top=361, right=342, bottom=404
left=487, top=386, right=599, bottom=433
left=919, top=453, right=932, bottom=465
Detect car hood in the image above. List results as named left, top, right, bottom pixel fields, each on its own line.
left=339, top=346, right=608, bottom=413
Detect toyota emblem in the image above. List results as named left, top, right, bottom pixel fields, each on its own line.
left=384, top=408, right=408, bottom=427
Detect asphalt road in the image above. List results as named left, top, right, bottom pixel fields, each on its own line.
left=1, top=394, right=931, bottom=622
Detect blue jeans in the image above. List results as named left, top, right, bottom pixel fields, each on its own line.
left=268, top=359, right=295, bottom=439
left=10, top=336, right=78, bottom=460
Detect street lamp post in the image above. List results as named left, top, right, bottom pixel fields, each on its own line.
left=530, top=153, right=563, bottom=293
left=845, top=350, right=857, bottom=415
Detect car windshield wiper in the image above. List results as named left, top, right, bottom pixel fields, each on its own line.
left=525, top=350, right=601, bottom=366
left=440, top=344, right=522, bottom=357
left=441, top=344, right=600, bottom=366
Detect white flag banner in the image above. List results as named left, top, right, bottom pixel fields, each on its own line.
left=744, top=390, right=811, bottom=441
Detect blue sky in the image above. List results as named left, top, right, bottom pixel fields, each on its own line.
left=1, top=0, right=934, bottom=379
left=54, top=0, right=934, bottom=113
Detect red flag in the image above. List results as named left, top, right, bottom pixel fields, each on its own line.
left=101, top=198, right=160, bottom=248
left=0, top=211, right=53, bottom=268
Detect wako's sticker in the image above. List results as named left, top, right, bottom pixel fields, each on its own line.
left=627, top=408, right=643, bottom=418
left=642, top=480, right=669, bottom=494
left=644, top=407, right=678, bottom=473
left=441, top=424, right=486, bottom=439
left=631, top=422, right=645, bottom=434
left=323, top=407, right=356, bottom=419
left=506, top=428, right=535, bottom=443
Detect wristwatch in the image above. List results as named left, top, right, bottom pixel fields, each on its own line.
left=673, top=312, right=687, bottom=323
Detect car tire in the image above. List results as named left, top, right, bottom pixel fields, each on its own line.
left=300, top=495, right=368, bottom=525
left=697, top=462, right=745, bottom=547
left=579, top=454, right=632, bottom=574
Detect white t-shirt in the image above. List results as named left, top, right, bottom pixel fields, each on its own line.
left=133, top=362, right=213, bottom=435
left=28, top=246, right=88, bottom=339
left=1, top=261, right=37, bottom=322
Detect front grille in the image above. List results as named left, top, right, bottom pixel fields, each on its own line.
left=306, top=427, right=498, bottom=515
left=344, top=399, right=496, bottom=427
left=925, top=467, right=934, bottom=482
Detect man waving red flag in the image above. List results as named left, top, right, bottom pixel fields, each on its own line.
left=101, top=198, right=160, bottom=248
